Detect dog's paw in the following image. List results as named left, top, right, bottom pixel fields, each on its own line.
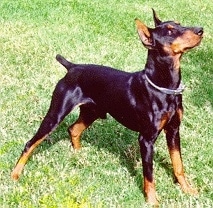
left=183, top=185, right=199, bottom=196
left=146, top=193, right=160, bottom=207
left=11, top=171, right=20, bottom=181
left=180, top=181, right=199, bottom=196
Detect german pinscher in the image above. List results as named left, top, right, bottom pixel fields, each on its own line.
left=11, top=9, right=203, bottom=205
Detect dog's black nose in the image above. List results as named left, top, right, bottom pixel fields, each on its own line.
left=195, top=27, right=203, bottom=36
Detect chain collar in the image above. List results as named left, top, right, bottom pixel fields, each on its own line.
left=145, top=74, right=185, bottom=95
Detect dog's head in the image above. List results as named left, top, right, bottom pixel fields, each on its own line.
left=135, top=9, right=203, bottom=55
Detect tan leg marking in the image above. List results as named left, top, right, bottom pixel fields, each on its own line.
left=144, top=177, right=159, bottom=206
left=11, top=137, right=46, bottom=180
left=169, top=149, right=198, bottom=195
left=158, top=112, right=171, bottom=131
left=69, top=119, right=88, bottom=150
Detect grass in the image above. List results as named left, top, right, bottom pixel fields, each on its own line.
left=0, top=0, right=212, bottom=207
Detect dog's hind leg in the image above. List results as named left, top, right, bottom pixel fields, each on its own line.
left=11, top=79, right=81, bottom=180
left=68, top=103, right=105, bottom=150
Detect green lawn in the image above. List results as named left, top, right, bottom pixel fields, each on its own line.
left=0, top=0, right=212, bottom=207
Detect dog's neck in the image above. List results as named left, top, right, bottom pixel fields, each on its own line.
left=144, top=50, right=182, bottom=90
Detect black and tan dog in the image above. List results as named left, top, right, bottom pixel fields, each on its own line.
left=11, top=10, right=203, bottom=205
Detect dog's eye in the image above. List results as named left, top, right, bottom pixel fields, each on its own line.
left=168, top=30, right=173, bottom=35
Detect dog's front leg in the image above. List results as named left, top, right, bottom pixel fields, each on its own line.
left=165, top=111, right=198, bottom=195
left=138, top=134, right=159, bottom=206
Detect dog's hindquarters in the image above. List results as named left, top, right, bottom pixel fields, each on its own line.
left=11, top=77, right=94, bottom=180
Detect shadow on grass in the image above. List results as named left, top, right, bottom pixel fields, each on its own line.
left=21, top=112, right=178, bottom=194
left=22, top=115, right=142, bottom=189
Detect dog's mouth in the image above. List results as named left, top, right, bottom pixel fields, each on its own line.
left=188, top=33, right=204, bottom=49
left=184, top=36, right=203, bottom=50
left=182, top=28, right=204, bottom=49
left=171, top=30, right=203, bottom=54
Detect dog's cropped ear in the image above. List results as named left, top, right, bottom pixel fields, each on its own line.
left=152, top=8, right=161, bottom=27
left=135, top=18, right=154, bottom=49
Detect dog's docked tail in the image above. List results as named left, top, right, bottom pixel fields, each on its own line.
left=56, top=54, right=76, bottom=71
